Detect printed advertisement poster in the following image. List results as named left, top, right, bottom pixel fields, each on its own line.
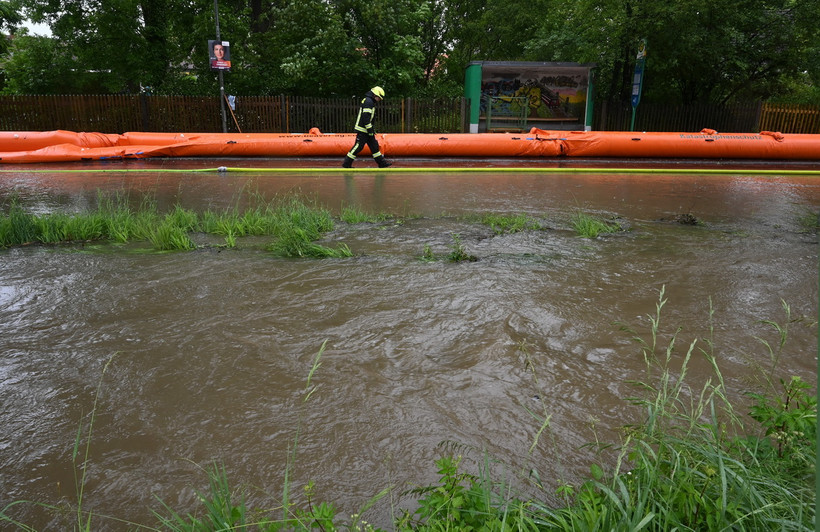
left=209, top=40, right=231, bottom=71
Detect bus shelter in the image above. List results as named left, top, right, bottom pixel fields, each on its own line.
left=465, top=61, right=596, bottom=133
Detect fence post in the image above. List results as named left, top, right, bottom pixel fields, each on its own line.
left=279, top=94, right=290, bottom=133
left=753, top=100, right=763, bottom=133
left=404, top=97, right=412, bottom=133
left=140, top=94, right=150, bottom=131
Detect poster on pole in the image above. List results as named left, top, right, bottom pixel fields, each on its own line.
left=209, top=40, right=231, bottom=71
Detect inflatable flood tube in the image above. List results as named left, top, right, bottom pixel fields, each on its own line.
left=0, top=128, right=817, bottom=163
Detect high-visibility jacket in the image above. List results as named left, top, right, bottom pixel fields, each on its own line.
left=354, top=93, right=377, bottom=135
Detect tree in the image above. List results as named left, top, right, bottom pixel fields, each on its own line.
left=335, top=0, right=428, bottom=95
left=239, top=0, right=365, bottom=96
left=0, top=0, right=22, bottom=34
left=437, top=0, right=550, bottom=92
left=521, top=0, right=819, bottom=104
left=2, top=0, right=816, bottom=103
left=1, top=34, right=89, bottom=93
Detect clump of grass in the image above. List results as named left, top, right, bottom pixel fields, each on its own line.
left=267, top=225, right=352, bottom=258
left=266, top=198, right=351, bottom=258
left=0, top=191, right=352, bottom=257
left=149, top=221, right=197, bottom=251
left=446, top=233, right=478, bottom=262
left=571, top=211, right=622, bottom=238
left=397, top=451, right=539, bottom=531
left=419, top=243, right=436, bottom=262
left=482, top=213, right=543, bottom=234
left=418, top=234, right=479, bottom=262
left=0, top=199, right=41, bottom=246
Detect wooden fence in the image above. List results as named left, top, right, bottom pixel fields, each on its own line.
left=759, top=102, right=820, bottom=134
left=594, top=101, right=820, bottom=134
left=0, top=94, right=468, bottom=134
left=595, top=101, right=760, bottom=132
left=0, top=94, right=815, bottom=134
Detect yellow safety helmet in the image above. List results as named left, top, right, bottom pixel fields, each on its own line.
left=371, top=86, right=385, bottom=99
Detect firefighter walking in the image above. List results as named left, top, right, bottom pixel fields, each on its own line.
left=342, top=86, right=392, bottom=168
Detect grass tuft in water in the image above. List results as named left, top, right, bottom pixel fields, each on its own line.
left=482, top=213, right=543, bottom=234
left=571, top=211, right=622, bottom=238
left=69, top=354, right=118, bottom=531
left=419, top=243, right=437, bottom=262
left=0, top=191, right=353, bottom=257
left=268, top=225, right=352, bottom=258
left=150, top=221, right=197, bottom=251
left=446, top=233, right=478, bottom=262
left=0, top=199, right=40, bottom=246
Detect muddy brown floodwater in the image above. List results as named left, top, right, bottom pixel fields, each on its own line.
left=0, top=160, right=818, bottom=530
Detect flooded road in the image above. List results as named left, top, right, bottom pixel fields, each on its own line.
left=1, top=161, right=818, bottom=530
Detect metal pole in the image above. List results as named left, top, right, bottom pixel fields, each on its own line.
left=214, top=0, right=228, bottom=133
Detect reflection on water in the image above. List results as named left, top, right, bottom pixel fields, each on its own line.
left=0, top=165, right=818, bottom=529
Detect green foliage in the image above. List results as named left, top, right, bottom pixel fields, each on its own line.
left=4, top=0, right=815, bottom=102
left=0, top=199, right=38, bottom=246
left=397, top=453, right=541, bottom=531
left=152, top=462, right=248, bottom=531
left=0, top=191, right=358, bottom=257
left=0, top=35, right=78, bottom=94
left=267, top=225, right=352, bottom=259
left=419, top=243, right=436, bottom=262
left=266, top=197, right=351, bottom=258
left=149, top=221, right=197, bottom=251
left=571, top=212, right=622, bottom=238
left=536, top=288, right=816, bottom=530
left=400, top=455, right=492, bottom=530
left=748, top=376, right=817, bottom=469
left=446, top=233, right=477, bottom=262
left=0, top=0, right=22, bottom=36
left=482, top=213, right=542, bottom=235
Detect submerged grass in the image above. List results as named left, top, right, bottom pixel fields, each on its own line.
left=481, top=213, right=543, bottom=234
left=0, top=192, right=348, bottom=257
left=571, top=211, right=623, bottom=238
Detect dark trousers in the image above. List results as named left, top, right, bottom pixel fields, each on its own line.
left=347, top=132, right=382, bottom=159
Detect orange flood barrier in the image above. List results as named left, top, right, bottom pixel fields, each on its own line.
left=0, top=128, right=818, bottom=163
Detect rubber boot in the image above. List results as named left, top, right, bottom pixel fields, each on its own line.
left=342, top=155, right=354, bottom=168
left=375, top=155, right=392, bottom=168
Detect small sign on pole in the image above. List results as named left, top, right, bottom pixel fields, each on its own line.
left=630, top=39, right=646, bottom=131
left=209, top=40, right=232, bottom=71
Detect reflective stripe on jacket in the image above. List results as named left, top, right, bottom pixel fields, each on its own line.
left=354, top=95, right=376, bottom=134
